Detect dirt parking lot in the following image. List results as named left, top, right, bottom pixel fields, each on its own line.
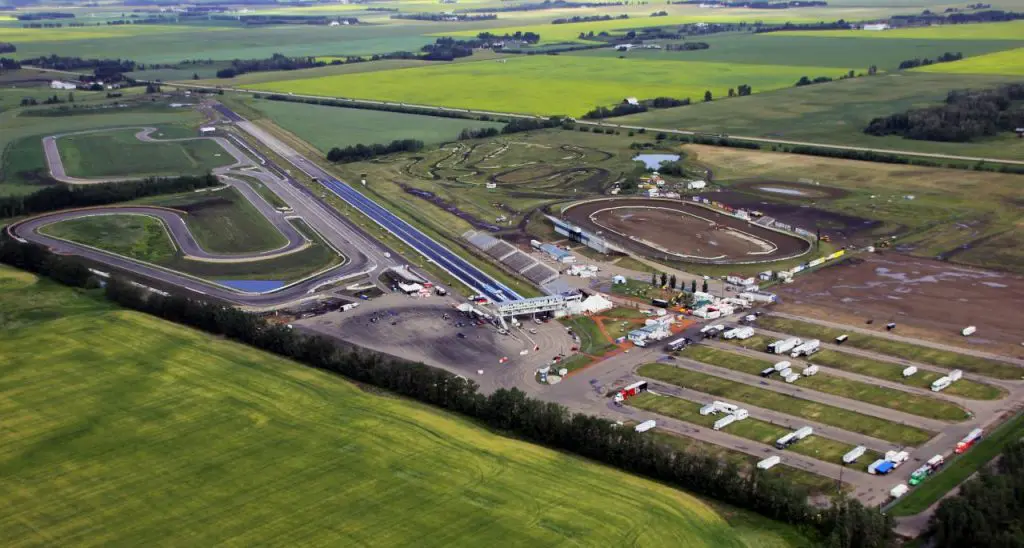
left=774, top=253, right=1024, bottom=358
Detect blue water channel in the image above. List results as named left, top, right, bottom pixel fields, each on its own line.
left=220, top=280, right=286, bottom=292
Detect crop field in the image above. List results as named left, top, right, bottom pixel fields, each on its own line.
left=40, top=214, right=178, bottom=264
left=767, top=21, right=1024, bottom=40
left=681, top=345, right=969, bottom=422
left=56, top=128, right=234, bottom=179
left=245, top=55, right=852, bottom=116
left=630, top=392, right=881, bottom=465
left=240, top=97, right=505, bottom=151
left=637, top=363, right=934, bottom=445
left=757, top=316, right=1022, bottom=380
left=616, top=72, right=1024, bottom=160
left=0, top=266, right=814, bottom=547
left=572, top=34, right=1024, bottom=72
left=913, top=47, right=1024, bottom=76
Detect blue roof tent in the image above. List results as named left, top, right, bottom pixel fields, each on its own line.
left=538, top=243, right=573, bottom=262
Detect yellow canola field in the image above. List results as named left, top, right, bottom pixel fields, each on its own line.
left=913, top=47, right=1024, bottom=76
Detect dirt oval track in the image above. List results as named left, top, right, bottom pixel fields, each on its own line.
left=563, top=198, right=811, bottom=264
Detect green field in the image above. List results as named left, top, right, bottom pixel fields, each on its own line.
left=888, top=411, right=1024, bottom=517
left=560, top=316, right=615, bottom=356
left=241, top=97, right=505, bottom=152
left=757, top=316, right=1023, bottom=380
left=767, top=21, right=1024, bottom=40
left=913, top=47, right=1024, bottom=75
left=616, top=71, right=1024, bottom=160
left=572, top=33, right=1024, bottom=72
left=245, top=55, right=853, bottom=116
left=140, top=187, right=288, bottom=255
left=637, top=363, right=934, bottom=445
left=56, top=128, right=234, bottom=179
left=630, top=392, right=881, bottom=465
left=682, top=345, right=968, bottom=421
left=40, top=214, right=177, bottom=263
left=0, top=266, right=813, bottom=546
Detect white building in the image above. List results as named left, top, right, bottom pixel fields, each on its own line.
left=862, top=23, right=890, bottom=31
left=50, top=80, right=78, bottom=90
left=612, top=275, right=627, bottom=285
left=199, top=127, right=217, bottom=135
left=567, top=293, right=614, bottom=315
left=624, top=97, right=640, bottom=106
left=687, top=180, right=707, bottom=190
left=628, top=323, right=671, bottom=345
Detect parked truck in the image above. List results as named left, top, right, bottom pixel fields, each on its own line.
left=926, top=454, right=945, bottom=470
left=834, top=334, right=849, bottom=344
left=613, top=381, right=648, bottom=403
left=962, top=325, right=976, bottom=336
left=794, top=426, right=813, bottom=440
left=714, top=415, right=736, bottom=431
left=885, top=451, right=909, bottom=468
left=931, top=376, right=952, bottom=392
left=784, top=372, right=800, bottom=383
left=773, top=360, right=792, bottom=372
left=956, top=428, right=983, bottom=453
left=790, top=339, right=821, bottom=358
left=909, top=465, right=931, bottom=486
left=902, top=366, right=918, bottom=378
left=842, top=446, right=867, bottom=464
left=867, top=459, right=886, bottom=474
left=760, top=367, right=777, bottom=377
left=949, top=369, right=963, bottom=382
left=874, top=461, right=895, bottom=475
left=724, top=327, right=755, bottom=340
left=768, top=338, right=802, bottom=354
left=802, top=365, right=819, bottom=377
left=775, top=433, right=797, bottom=449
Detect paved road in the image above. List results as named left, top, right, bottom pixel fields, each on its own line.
left=219, top=106, right=524, bottom=303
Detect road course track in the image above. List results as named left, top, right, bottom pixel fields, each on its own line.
left=10, top=122, right=384, bottom=308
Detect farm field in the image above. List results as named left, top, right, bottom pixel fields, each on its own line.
left=40, top=215, right=178, bottom=264
left=573, top=34, right=1024, bottom=72
left=913, top=47, right=1024, bottom=75
left=616, top=72, right=1024, bottom=160
left=56, top=128, right=234, bottom=179
left=757, top=316, right=1022, bottom=380
left=244, top=55, right=853, bottom=116
left=767, top=21, right=1024, bottom=40
left=239, top=96, right=505, bottom=151
left=0, top=266, right=814, bottom=547
left=637, top=363, right=935, bottom=445
left=682, top=345, right=969, bottom=421
left=674, top=145, right=1024, bottom=271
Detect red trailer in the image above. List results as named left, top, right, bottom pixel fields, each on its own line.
left=955, top=428, right=983, bottom=454
left=614, top=381, right=649, bottom=403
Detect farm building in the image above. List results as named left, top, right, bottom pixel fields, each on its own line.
left=199, top=127, right=217, bottom=135
left=628, top=324, right=671, bottom=345
left=862, top=23, right=890, bottom=30
left=50, top=80, right=78, bottom=90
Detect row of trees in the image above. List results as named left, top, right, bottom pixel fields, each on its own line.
left=21, top=55, right=136, bottom=81
left=665, top=42, right=710, bottom=50
left=326, top=140, right=424, bottom=163
left=0, top=57, right=19, bottom=71
left=864, top=84, right=1024, bottom=142
left=464, top=1, right=624, bottom=13
left=897, top=52, right=962, bottom=70
left=216, top=53, right=325, bottom=79
left=651, top=271, right=709, bottom=294
left=552, top=14, right=628, bottom=24
left=0, top=234, right=895, bottom=548
left=928, top=436, right=1024, bottom=547
left=392, top=13, right=496, bottom=21
left=0, top=174, right=219, bottom=219
left=0, top=42, right=14, bottom=54
left=457, top=127, right=501, bottom=140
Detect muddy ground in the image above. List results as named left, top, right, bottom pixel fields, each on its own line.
left=591, top=206, right=767, bottom=260
left=564, top=197, right=810, bottom=264
left=774, top=253, right=1024, bottom=358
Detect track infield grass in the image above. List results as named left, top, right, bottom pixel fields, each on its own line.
left=0, top=265, right=813, bottom=547
left=244, top=55, right=854, bottom=116
left=757, top=316, right=1022, bottom=380
left=682, top=345, right=969, bottom=422
left=56, top=129, right=234, bottom=179
left=637, top=363, right=934, bottom=446
left=39, top=214, right=177, bottom=264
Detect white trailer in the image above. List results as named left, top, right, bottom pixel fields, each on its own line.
left=779, top=368, right=793, bottom=378
left=949, top=369, right=963, bottom=382
left=867, top=459, right=886, bottom=474
left=757, top=456, right=781, bottom=470
left=768, top=338, right=802, bottom=354
left=890, top=484, right=909, bottom=499
left=843, top=446, right=867, bottom=464
left=726, top=326, right=754, bottom=340
left=885, top=450, right=909, bottom=467
left=635, top=420, right=657, bottom=433
left=714, top=415, right=736, bottom=431
left=790, top=339, right=821, bottom=357
left=835, top=334, right=849, bottom=344
left=773, top=360, right=792, bottom=372
left=715, top=401, right=739, bottom=414
left=794, top=426, right=814, bottom=440
left=784, top=373, right=800, bottom=383
left=962, top=326, right=976, bottom=336
left=723, top=328, right=741, bottom=339
left=775, top=433, right=796, bottom=449
left=931, top=376, right=952, bottom=392
left=700, top=403, right=719, bottom=416
left=902, top=366, right=918, bottom=378
left=733, top=408, right=749, bottom=420
left=802, top=365, right=819, bottom=376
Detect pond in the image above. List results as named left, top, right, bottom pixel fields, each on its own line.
left=632, top=153, right=680, bottom=170
left=219, top=280, right=286, bottom=292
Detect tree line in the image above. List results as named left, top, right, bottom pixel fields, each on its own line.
left=21, top=55, right=137, bottom=81
left=0, top=174, right=219, bottom=219
left=864, top=83, right=1024, bottom=142
left=928, top=435, right=1024, bottom=547
left=0, top=42, right=14, bottom=54
left=897, top=52, right=962, bottom=70
left=0, top=234, right=895, bottom=548
left=665, top=42, right=710, bottom=51
left=216, top=53, right=326, bottom=79
left=463, top=1, right=624, bottom=13
left=326, top=140, right=424, bottom=163
left=391, top=13, right=496, bottom=21
left=552, top=14, right=627, bottom=24
left=0, top=57, right=19, bottom=71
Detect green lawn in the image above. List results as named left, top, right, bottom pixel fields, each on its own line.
left=684, top=345, right=969, bottom=422
left=560, top=316, right=615, bottom=356
left=637, top=363, right=934, bottom=446
left=140, top=187, right=288, bottom=255
left=245, top=54, right=854, bottom=116
left=758, top=316, right=1022, bottom=380
left=56, top=128, right=234, bottom=179
left=39, top=214, right=177, bottom=263
left=242, top=96, right=505, bottom=152
left=0, top=265, right=817, bottom=546
left=887, top=411, right=1024, bottom=517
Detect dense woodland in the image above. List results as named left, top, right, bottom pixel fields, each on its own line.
left=864, top=84, right=1024, bottom=142
left=897, top=52, right=962, bottom=70
left=326, top=139, right=424, bottom=163
left=552, top=14, right=627, bottom=24
left=0, top=175, right=219, bottom=219
left=928, top=438, right=1024, bottom=547
left=0, top=233, right=895, bottom=548
left=21, top=55, right=136, bottom=80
